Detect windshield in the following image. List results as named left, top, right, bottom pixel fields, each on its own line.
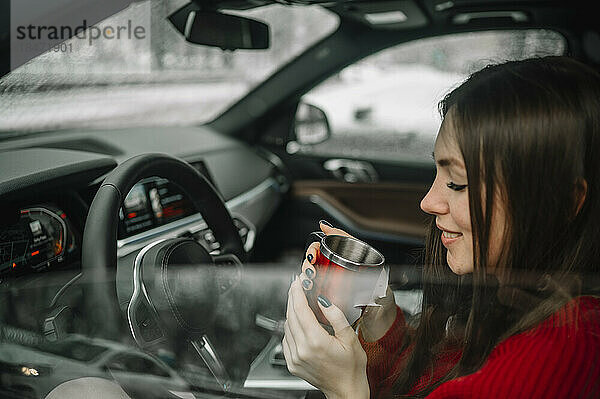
left=0, top=1, right=338, bottom=134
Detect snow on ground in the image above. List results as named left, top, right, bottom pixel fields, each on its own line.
left=305, top=64, right=464, bottom=139
left=300, top=65, right=464, bottom=162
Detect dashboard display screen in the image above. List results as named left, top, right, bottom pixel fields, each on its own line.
left=118, top=177, right=196, bottom=239
left=0, top=206, right=77, bottom=277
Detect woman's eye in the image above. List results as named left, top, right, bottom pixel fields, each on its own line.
left=446, top=182, right=468, bottom=191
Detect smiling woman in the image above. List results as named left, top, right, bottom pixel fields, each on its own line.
left=284, top=56, right=600, bottom=399
left=422, top=131, right=475, bottom=275
left=390, top=56, right=600, bottom=399
left=422, top=117, right=507, bottom=276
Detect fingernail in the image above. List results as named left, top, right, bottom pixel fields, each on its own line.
left=305, top=268, right=314, bottom=278
left=317, top=295, right=331, bottom=308
left=302, top=279, right=312, bottom=290
left=319, top=219, right=333, bottom=227
left=306, top=253, right=314, bottom=263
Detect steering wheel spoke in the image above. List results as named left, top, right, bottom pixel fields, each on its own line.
left=190, top=335, right=232, bottom=391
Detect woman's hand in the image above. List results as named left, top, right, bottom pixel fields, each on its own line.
left=283, top=276, right=369, bottom=399
left=300, top=221, right=351, bottom=291
left=359, top=286, right=398, bottom=342
left=302, top=221, right=398, bottom=342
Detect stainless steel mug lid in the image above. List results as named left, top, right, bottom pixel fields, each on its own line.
left=320, top=234, right=385, bottom=271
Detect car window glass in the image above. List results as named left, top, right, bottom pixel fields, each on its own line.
left=295, top=30, right=566, bottom=164
left=0, top=0, right=339, bottom=133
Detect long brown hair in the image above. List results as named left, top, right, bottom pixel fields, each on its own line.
left=390, top=56, right=600, bottom=397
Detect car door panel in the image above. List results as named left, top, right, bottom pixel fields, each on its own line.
left=292, top=180, right=429, bottom=240
left=253, top=146, right=434, bottom=267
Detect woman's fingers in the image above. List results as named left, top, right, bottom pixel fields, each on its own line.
left=284, top=274, right=369, bottom=397
left=282, top=335, right=290, bottom=359
left=306, top=242, right=319, bottom=262
left=359, top=285, right=398, bottom=342
left=303, top=221, right=351, bottom=284
left=299, top=262, right=316, bottom=291
left=283, top=320, right=299, bottom=364
left=302, top=261, right=316, bottom=278
left=299, top=270, right=313, bottom=290
left=303, top=222, right=352, bottom=282
left=281, top=335, right=296, bottom=374
left=286, top=277, right=309, bottom=339
left=375, top=286, right=395, bottom=307
left=284, top=283, right=299, bottom=346
left=320, top=222, right=352, bottom=237
left=290, top=276, right=326, bottom=338
left=302, top=243, right=318, bottom=280
left=317, top=295, right=355, bottom=343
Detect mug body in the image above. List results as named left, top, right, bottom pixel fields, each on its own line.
left=306, top=234, right=385, bottom=325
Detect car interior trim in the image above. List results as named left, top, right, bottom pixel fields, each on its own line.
left=244, top=337, right=318, bottom=391
left=0, top=148, right=117, bottom=201
left=116, top=177, right=275, bottom=258
left=127, top=238, right=168, bottom=348
left=49, top=272, right=82, bottom=308
left=308, top=194, right=424, bottom=246
left=225, top=177, right=281, bottom=209
left=117, top=214, right=208, bottom=249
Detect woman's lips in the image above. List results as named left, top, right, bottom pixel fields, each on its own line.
left=440, top=230, right=463, bottom=246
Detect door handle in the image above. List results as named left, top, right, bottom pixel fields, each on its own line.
left=323, top=159, right=378, bottom=183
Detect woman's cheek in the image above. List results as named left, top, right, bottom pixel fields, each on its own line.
left=452, top=197, right=474, bottom=274
left=460, top=232, right=474, bottom=274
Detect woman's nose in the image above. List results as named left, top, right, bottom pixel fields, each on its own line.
left=420, top=181, right=449, bottom=216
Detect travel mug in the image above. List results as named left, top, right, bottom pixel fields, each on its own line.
left=304, top=232, right=387, bottom=326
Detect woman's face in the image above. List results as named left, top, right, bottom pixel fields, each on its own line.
left=420, top=117, right=506, bottom=275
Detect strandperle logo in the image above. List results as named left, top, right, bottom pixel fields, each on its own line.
left=15, top=19, right=147, bottom=46
left=10, top=0, right=152, bottom=72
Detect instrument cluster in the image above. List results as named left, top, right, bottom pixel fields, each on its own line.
left=118, top=177, right=197, bottom=239
left=0, top=205, right=78, bottom=280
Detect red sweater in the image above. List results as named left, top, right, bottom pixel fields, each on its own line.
left=359, top=296, right=600, bottom=399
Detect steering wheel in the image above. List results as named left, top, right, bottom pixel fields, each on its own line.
left=80, top=153, right=245, bottom=390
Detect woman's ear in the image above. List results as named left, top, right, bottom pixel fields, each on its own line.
left=574, top=178, right=588, bottom=217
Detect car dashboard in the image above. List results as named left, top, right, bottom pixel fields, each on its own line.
left=0, top=126, right=316, bottom=397
left=0, top=124, right=287, bottom=290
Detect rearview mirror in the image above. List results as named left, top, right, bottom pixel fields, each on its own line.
left=168, top=4, right=270, bottom=50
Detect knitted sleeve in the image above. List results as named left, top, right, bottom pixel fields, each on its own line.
left=359, top=306, right=411, bottom=397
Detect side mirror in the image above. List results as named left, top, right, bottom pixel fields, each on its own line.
left=293, top=102, right=332, bottom=146
left=168, top=4, right=269, bottom=50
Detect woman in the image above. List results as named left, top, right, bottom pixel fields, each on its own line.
left=283, top=56, right=600, bottom=399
